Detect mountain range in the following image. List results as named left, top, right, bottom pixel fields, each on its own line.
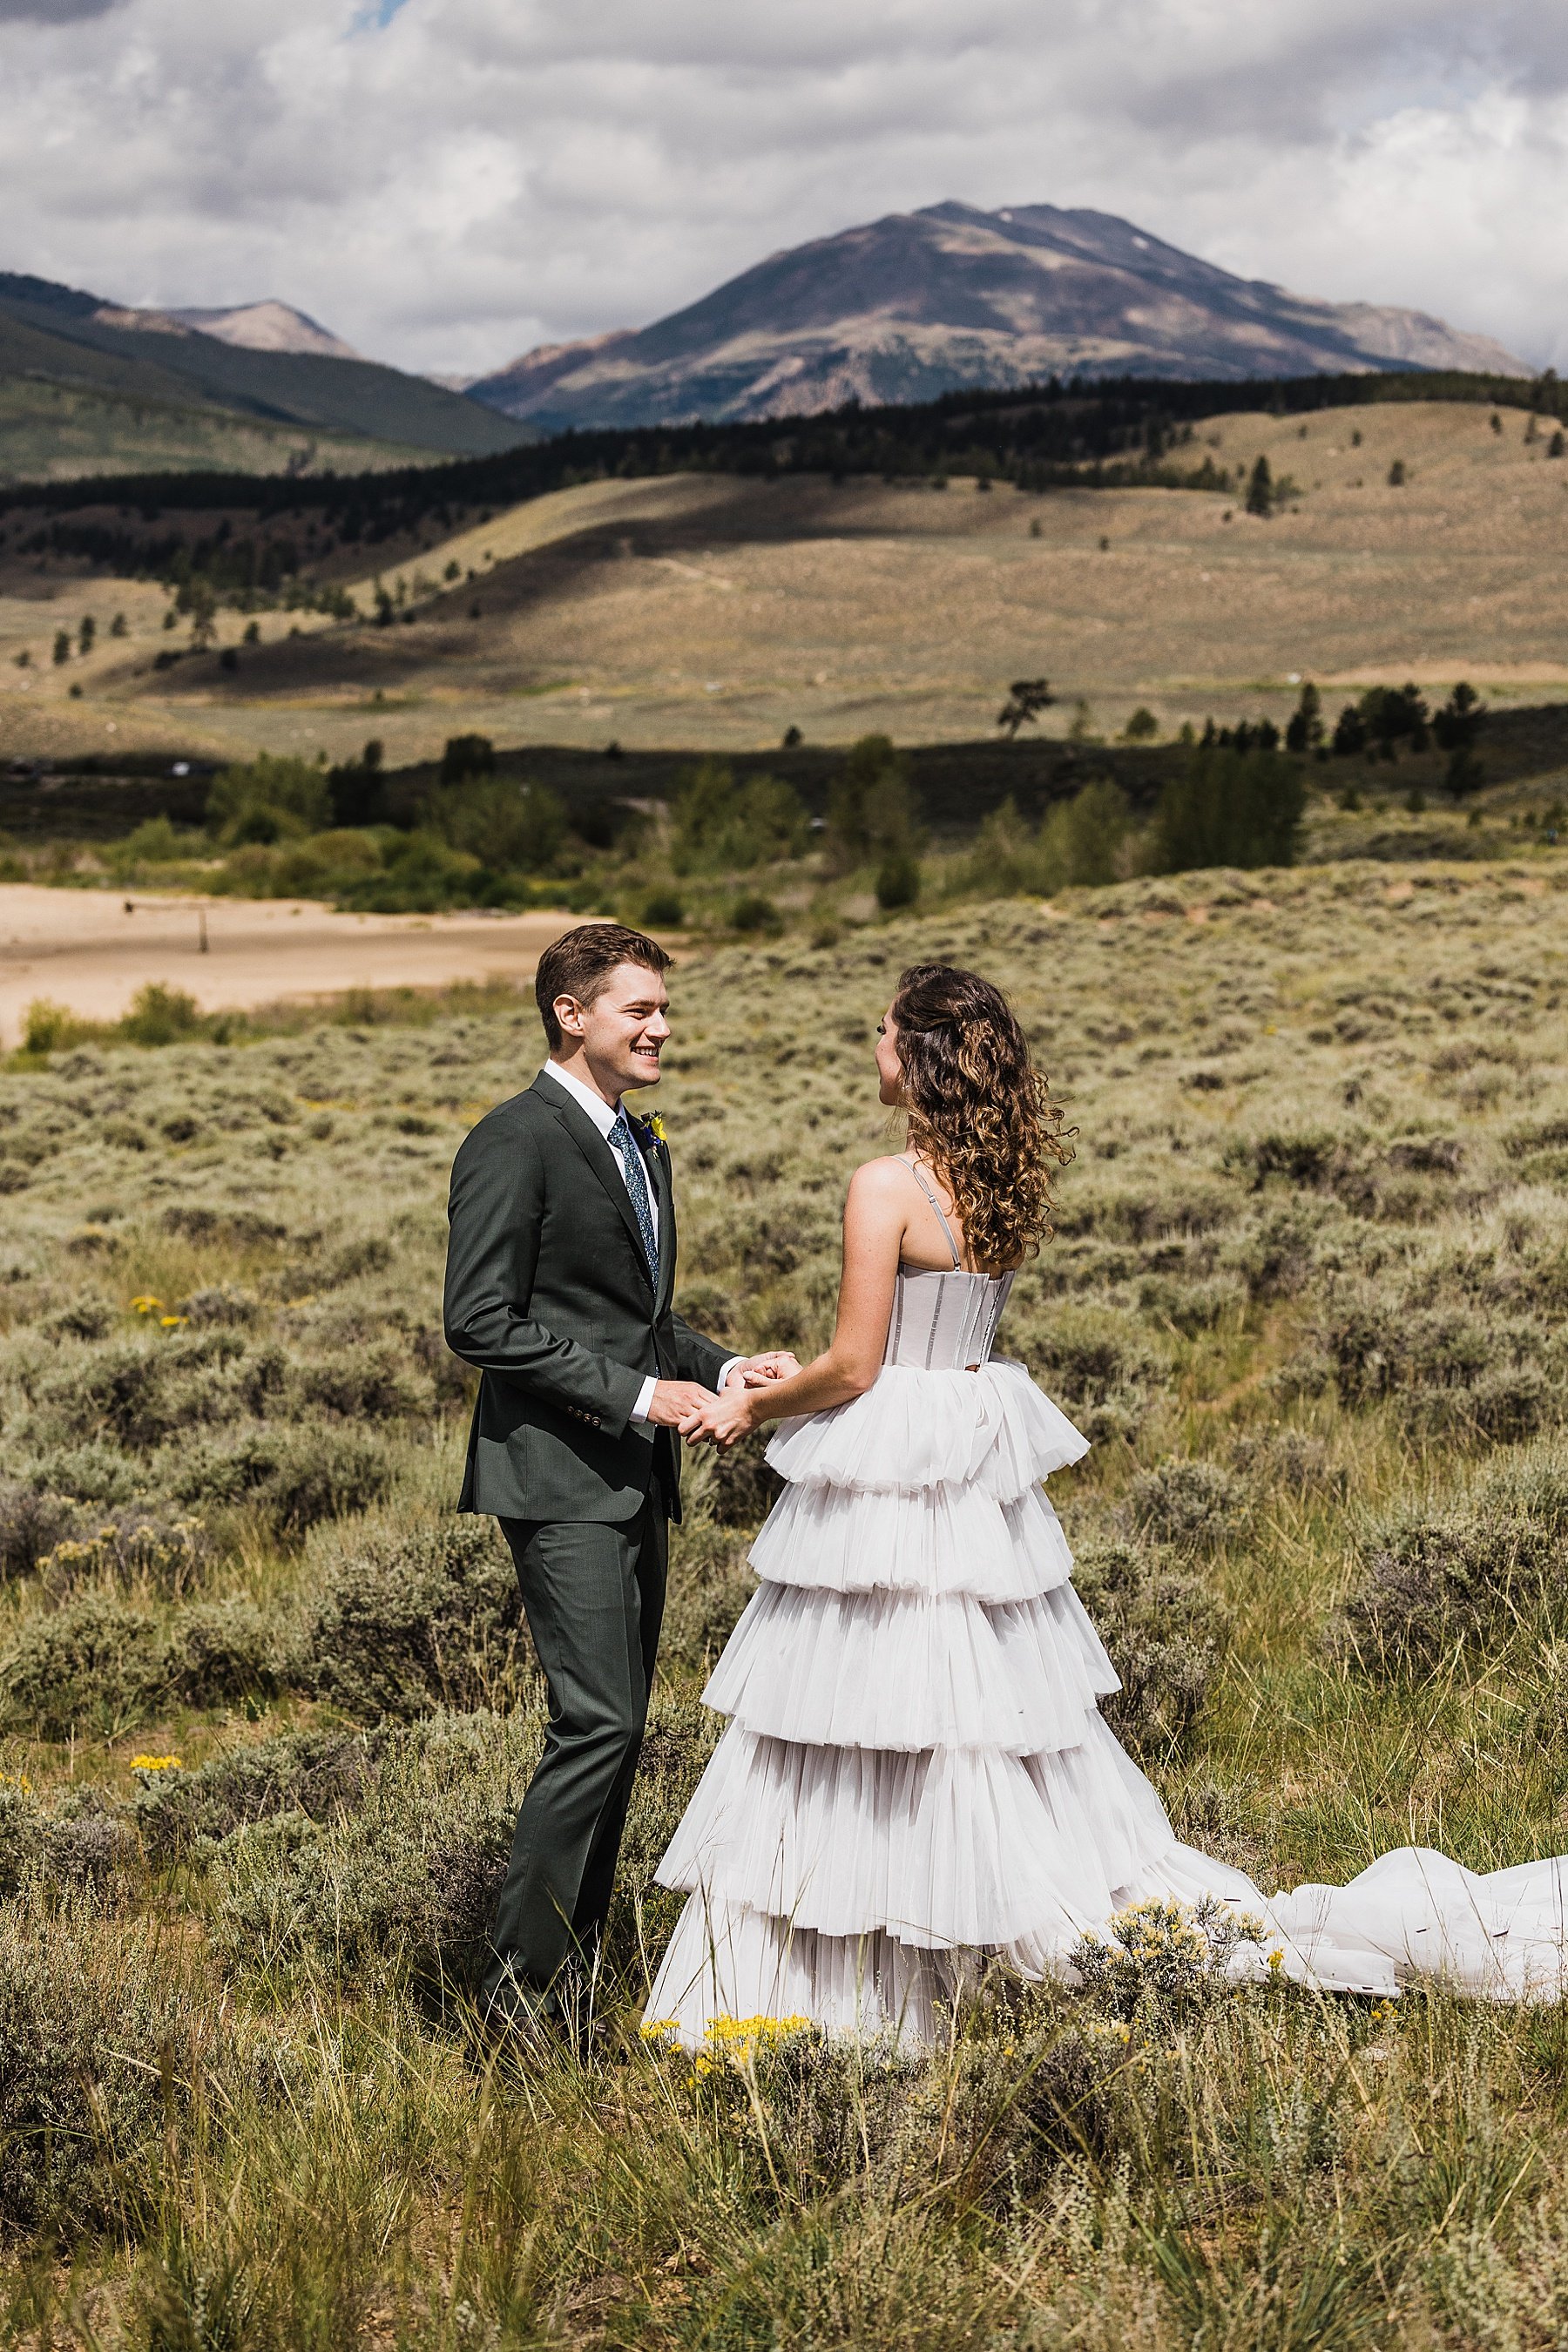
left=0, top=203, right=1534, bottom=485
left=464, top=200, right=1531, bottom=431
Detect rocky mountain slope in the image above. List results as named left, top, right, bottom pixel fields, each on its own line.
left=467, top=200, right=1531, bottom=430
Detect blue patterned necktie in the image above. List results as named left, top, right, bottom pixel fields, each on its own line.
left=609, top=1107, right=659, bottom=1288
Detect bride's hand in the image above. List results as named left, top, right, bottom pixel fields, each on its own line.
left=679, top=1386, right=757, bottom=1449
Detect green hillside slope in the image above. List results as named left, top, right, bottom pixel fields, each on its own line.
left=0, top=368, right=442, bottom=488
left=0, top=280, right=530, bottom=481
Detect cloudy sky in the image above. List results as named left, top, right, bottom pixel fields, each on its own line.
left=2, top=0, right=1563, bottom=377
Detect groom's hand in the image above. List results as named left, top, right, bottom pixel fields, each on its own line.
left=646, top=1380, right=720, bottom=1428
left=730, top=1351, right=802, bottom=1386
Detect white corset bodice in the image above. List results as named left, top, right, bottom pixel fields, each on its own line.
left=882, top=1268, right=1014, bottom=1370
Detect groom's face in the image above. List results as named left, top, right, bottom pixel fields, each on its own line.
left=557, top=959, right=672, bottom=1097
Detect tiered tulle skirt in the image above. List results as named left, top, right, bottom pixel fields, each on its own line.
left=647, top=1363, right=1179, bottom=2041
left=645, top=1363, right=1568, bottom=2044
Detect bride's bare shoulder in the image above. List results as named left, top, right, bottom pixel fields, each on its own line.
left=845, top=1155, right=915, bottom=1206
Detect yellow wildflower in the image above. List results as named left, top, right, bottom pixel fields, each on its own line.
left=159, top=1315, right=189, bottom=1328
left=131, top=1294, right=162, bottom=1315
left=0, top=1770, right=33, bottom=1794
left=1267, top=1948, right=1286, bottom=1972
left=130, top=1754, right=182, bottom=1773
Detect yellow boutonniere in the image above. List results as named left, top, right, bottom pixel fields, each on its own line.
left=649, top=1113, right=667, bottom=1145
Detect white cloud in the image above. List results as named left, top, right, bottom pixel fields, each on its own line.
left=1, top=0, right=1562, bottom=376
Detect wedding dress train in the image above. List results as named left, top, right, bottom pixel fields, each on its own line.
left=645, top=1266, right=1568, bottom=2044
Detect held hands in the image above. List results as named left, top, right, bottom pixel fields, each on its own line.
left=731, top=1350, right=802, bottom=1387
left=645, top=1380, right=722, bottom=1429
left=650, top=1355, right=801, bottom=1449
left=679, top=1385, right=757, bottom=1450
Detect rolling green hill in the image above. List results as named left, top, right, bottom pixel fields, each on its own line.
left=0, top=272, right=531, bottom=483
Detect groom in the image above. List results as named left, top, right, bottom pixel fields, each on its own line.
left=443, top=920, right=795, bottom=2032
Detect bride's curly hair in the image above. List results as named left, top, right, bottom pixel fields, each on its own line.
left=892, top=963, right=1073, bottom=1272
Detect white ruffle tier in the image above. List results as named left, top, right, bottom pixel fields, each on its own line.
left=659, top=1716, right=1175, bottom=1946
left=704, top=1581, right=1119, bottom=1754
left=749, top=1479, right=1076, bottom=1604
left=646, top=1356, right=1568, bottom=2047
left=764, top=1360, right=1089, bottom=1500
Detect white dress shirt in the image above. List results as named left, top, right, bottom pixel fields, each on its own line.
left=538, top=1061, right=740, bottom=1420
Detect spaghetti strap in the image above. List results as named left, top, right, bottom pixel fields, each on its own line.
left=899, top=1155, right=963, bottom=1269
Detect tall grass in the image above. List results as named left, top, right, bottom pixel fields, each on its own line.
left=1, top=851, right=1567, bottom=2342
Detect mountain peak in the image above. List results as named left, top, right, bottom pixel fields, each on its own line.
left=468, top=199, right=1530, bottom=432
left=163, top=301, right=364, bottom=361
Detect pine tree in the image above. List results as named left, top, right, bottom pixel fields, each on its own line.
left=1285, top=682, right=1323, bottom=754
left=1245, top=457, right=1274, bottom=517
left=1152, top=741, right=1306, bottom=874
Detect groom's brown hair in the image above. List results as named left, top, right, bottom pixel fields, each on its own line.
left=535, top=922, right=672, bottom=1051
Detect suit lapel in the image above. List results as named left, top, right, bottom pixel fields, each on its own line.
left=530, top=1075, right=655, bottom=1298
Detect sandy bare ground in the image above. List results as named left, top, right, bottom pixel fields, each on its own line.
left=0, top=884, right=571, bottom=1044
left=4, top=397, right=1568, bottom=767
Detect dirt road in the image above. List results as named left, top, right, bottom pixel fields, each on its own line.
left=0, top=885, right=572, bottom=1044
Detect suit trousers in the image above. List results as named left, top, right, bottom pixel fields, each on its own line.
left=483, top=1496, right=667, bottom=2014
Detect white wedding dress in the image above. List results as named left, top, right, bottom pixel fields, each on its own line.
left=646, top=1204, right=1568, bottom=2044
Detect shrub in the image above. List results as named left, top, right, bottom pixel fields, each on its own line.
left=294, top=1520, right=526, bottom=1720
left=1072, top=1542, right=1232, bottom=1756
left=1332, top=1477, right=1568, bottom=1672
left=25, top=1442, right=139, bottom=1504
left=731, top=891, right=781, bottom=934
left=335, top=829, right=478, bottom=914
left=41, top=1786, right=137, bottom=1896
left=21, top=999, right=83, bottom=1056
left=0, top=1593, right=165, bottom=1738
left=294, top=1344, right=423, bottom=1421
left=206, top=753, right=332, bottom=844
left=163, top=1598, right=280, bottom=1706
left=429, top=777, right=567, bottom=873
left=120, top=983, right=203, bottom=1046
left=39, top=1338, right=175, bottom=1449
left=0, top=1915, right=213, bottom=2235
left=1038, top=778, right=1130, bottom=889
left=672, top=763, right=808, bottom=872
left=182, top=1284, right=261, bottom=1328
left=171, top=1425, right=393, bottom=1532
left=1071, top=1895, right=1262, bottom=2024
left=1228, top=1429, right=1348, bottom=1502
left=823, top=735, right=921, bottom=876
left=0, top=1482, right=78, bottom=1580
left=1014, top=1310, right=1168, bottom=1444
left=875, top=849, right=922, bottom=910
left=642, top=889, right=686, bottom=928
left=35, top=1510, right=211, bottom=1601
left=211, top=1711, right=538, bottom=1995
left=0, top=1781, right=44, bottom=1896
left=132, top=1728, right=381, bottom=1862
left=1122, top=1461, right=1245, bottom=1550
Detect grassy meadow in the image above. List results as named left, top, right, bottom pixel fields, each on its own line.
left=4, top=398, right=1568, bottom=772
left=3, top=854, right=1568, bottom=2345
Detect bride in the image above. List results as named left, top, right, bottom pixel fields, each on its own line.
left=647, top=963, right=1568, bottom=2044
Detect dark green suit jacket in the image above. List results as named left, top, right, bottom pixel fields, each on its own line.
left=443, top=1072, right=728, bottom=1524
